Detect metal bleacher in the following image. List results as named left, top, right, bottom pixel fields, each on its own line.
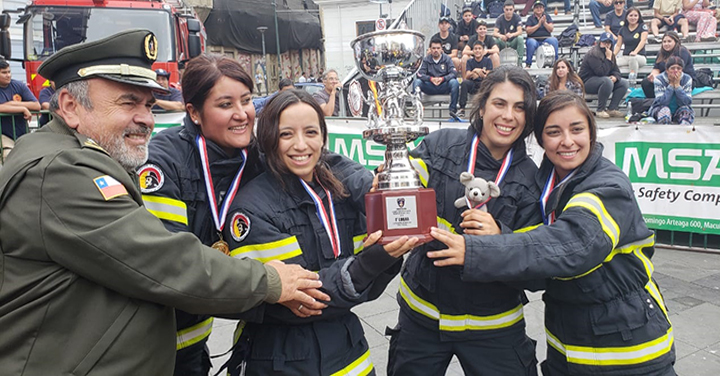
left=405, top=0, right=720, bottom=118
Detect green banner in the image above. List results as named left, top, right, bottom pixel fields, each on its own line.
left=643, top=214, right=720, bottom=233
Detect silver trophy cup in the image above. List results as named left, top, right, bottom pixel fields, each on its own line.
left=351, top=30, right=436, bottom=245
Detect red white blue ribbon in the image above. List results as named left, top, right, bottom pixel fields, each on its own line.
left=465, top=134, right=513, bottom=209
left=196, top=134, right=248, bottom=232
left=300, top=178, right=342, bottom=258
left=540, top=168, right=576, bottom=225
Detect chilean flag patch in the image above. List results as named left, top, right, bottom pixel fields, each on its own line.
left=93, top=175, right=128, bottom=201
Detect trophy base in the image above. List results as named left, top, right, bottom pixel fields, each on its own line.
left=365, top=188, right=437, bottom=246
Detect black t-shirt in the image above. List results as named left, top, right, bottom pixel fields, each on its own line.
left=495, top=13, right=523, bottom=42
left=466, top=56, right=494, bottom=83
left=467, top=34, right=497, bottom=50
left=525, top=13, right=553, bottom=39
left=432, top=32, right=460, bottom=55
left=605, top=10, right=626, bottom=36
left=619, top=23, right=648, bottom=55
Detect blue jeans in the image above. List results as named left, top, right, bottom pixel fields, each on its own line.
left=526, top=37, right=558, bottom=66
left=413, top=78, right=459, bottom=113
left=589, top=0, right=613, bottom=27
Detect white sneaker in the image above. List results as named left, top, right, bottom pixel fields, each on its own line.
left=596, top=110, right=610, bottom=118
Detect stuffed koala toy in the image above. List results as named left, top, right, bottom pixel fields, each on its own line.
left=453, top=172, right=501, bottom=211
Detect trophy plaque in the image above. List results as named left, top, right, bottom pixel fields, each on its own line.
left=351, top=29, right=437, bottom=245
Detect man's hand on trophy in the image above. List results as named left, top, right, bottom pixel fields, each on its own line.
left=426, top=227, right=466, bottom=266
left=266, top=260, right=330, bottom=304
left=364, top=230, right=418, bottom=258
left=459, top=209, right=501, bottom=235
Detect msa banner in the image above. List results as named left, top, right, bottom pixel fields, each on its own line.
left=600, top=125, right=720, bottom=235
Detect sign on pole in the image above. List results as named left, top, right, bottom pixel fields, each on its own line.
left=376, top=18, right=386, bottom=31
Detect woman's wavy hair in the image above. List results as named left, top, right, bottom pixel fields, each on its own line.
left=534, top=90, right=597, bottom=149
left=657, top=31, right=683, bottom=64
left=548, top=59, right=585, bottom=97
left=468, top=65, right=537, bottom=143
left=256, top=89, right=347, bottom=198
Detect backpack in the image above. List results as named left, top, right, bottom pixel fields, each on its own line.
left=487, top=1, right=504, bottom=19
left=576, top=34, right=596, bottom=47
left=558, top=24, right=580, bottom=47
left=694, top=68, right=715, bottom=88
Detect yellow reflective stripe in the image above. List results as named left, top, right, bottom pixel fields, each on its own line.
left=409, top=157, right=429, bottom=187
left=436, top=217, right=457, bottom=234
left=330, top=349, right=374, bottom=376
left=439, top=304, right=524, bottom=331
left=547, top=327, right=674, bottom=366
left=556, top=235, right=656, bottom=281
left=399, top=277, right=440, bottom=320
left=230, top=236, right=302, bottom=263
left=142, top=195, right=188, bottom=225
left=353, top=234, right=366, bottom=255
left=565, top=193, right=620, bottom=248
left=177, top=317, right=213, bottom=350
left=400, top=277, right=524, bottom=331
left=232, top=321, right=246, bottom=345
left=514, top=223, right=543, bottom=233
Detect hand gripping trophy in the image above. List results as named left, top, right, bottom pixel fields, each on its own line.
left=351, top=29, right=437, bottom=245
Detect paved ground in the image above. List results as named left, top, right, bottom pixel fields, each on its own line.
left=209, top=247, right=720, bottom=375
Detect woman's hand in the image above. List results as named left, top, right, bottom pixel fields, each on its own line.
left=426, top=227, right=466, bottom=266
left=459, top=209, right=501, bottom=235
left=364, top=230, right=418, bottom=258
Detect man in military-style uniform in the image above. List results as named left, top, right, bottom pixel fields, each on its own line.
left=0, top=29, right=324, bottom=375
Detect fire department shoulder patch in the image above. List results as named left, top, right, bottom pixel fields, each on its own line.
left=137, top=164, right=164, bottom=193
left=230, top=212, right=251, bottom=242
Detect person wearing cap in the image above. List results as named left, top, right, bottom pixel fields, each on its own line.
left=493, top=0, right=525, bottom=67
left=522, top=0, right=572, bottom=18
left=152, top=68, right=184, bottom=111
left=431, top=17, right=462, bottom=72
left=525, top=1, right=558, bottom=69
left=0, top=29, right=325, bottom=375
left=649, top=55, right=694, bottom=124
left=579, top=32, right=629, bottom=118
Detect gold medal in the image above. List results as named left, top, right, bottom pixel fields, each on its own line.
left=211, top=240, right=230, bottom=256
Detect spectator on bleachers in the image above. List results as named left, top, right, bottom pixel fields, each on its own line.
left=579, top=32, right=629, bottom=118
left=590, top=0, right=614, bottom=28
left=641, top=31, right=695, bottom=97
left=682, top=0, right=718, bottom=42
left=38, top=81, right=55, bottom=126
left=614, top=7, right=649, bottom=85
left=650, top=0, right=690, bottom=43
left=494, top=0, right=525, bottom=66
left=649, top=56, right=694, bottom=124
left=525, top=1, right=558, bottom=69
left=605, top=0, right=628, bottom=39
left=457, top=8, right=480, bottom=54
left=521, top=0, right=572, bottom=17
left=0, top=59, right=40, bottom=161
left=432, top=17, right=462, bottom=72
left=413, top=37, right=460, bottom=117
left=459, top=41, right=494, bottom=117
left=461, top=20, right=501, bottom=69
left=539, top=58, right=585, bottom=98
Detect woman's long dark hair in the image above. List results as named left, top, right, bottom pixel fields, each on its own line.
left=549, top=59, right=585, bottom=96
left=534, top=91, right=597, bottom=150
left=181, top=54, right=254, bottom=114
left=657, top=31, right=683, bottom=64
left=468, top=65, right=537, bottom=142
left=256, top=89, right=347, bottom=198
left=623, top=7, right=644, bottom=27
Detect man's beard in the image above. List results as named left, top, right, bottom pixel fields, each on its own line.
left=95, top=127, right=151, bottom=171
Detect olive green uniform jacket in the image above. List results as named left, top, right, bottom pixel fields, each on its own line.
left=0, top=118, right=281, bottom=375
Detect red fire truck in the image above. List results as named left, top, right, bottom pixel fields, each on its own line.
left=0, top=0, right=204, bottom=97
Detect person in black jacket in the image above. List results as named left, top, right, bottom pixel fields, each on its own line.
left=428, top=90, right=676, bottom=376
left=641, top=31, right=695, bottom=98
left=222, top=89, right=417, bottom=375
left=579, top=32, right=629, bottom=118
left=389, top=65, right=541, bottom=376
left=413, top=37, right=460, bottom=117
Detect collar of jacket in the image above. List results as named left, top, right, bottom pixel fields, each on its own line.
left=536, top=142, right=604, bottom=212
left=178, top=115, right=250, bottom=168
left=462, top=126, right=529, bottom=170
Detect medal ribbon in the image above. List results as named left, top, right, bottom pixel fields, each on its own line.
left=196, top=135, right=248, bottom=232
left=300, top=178, right=342, bottom=258
left=465, top=134, right=513, bottom=209
left=540, top=168, right=576, bottom=225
